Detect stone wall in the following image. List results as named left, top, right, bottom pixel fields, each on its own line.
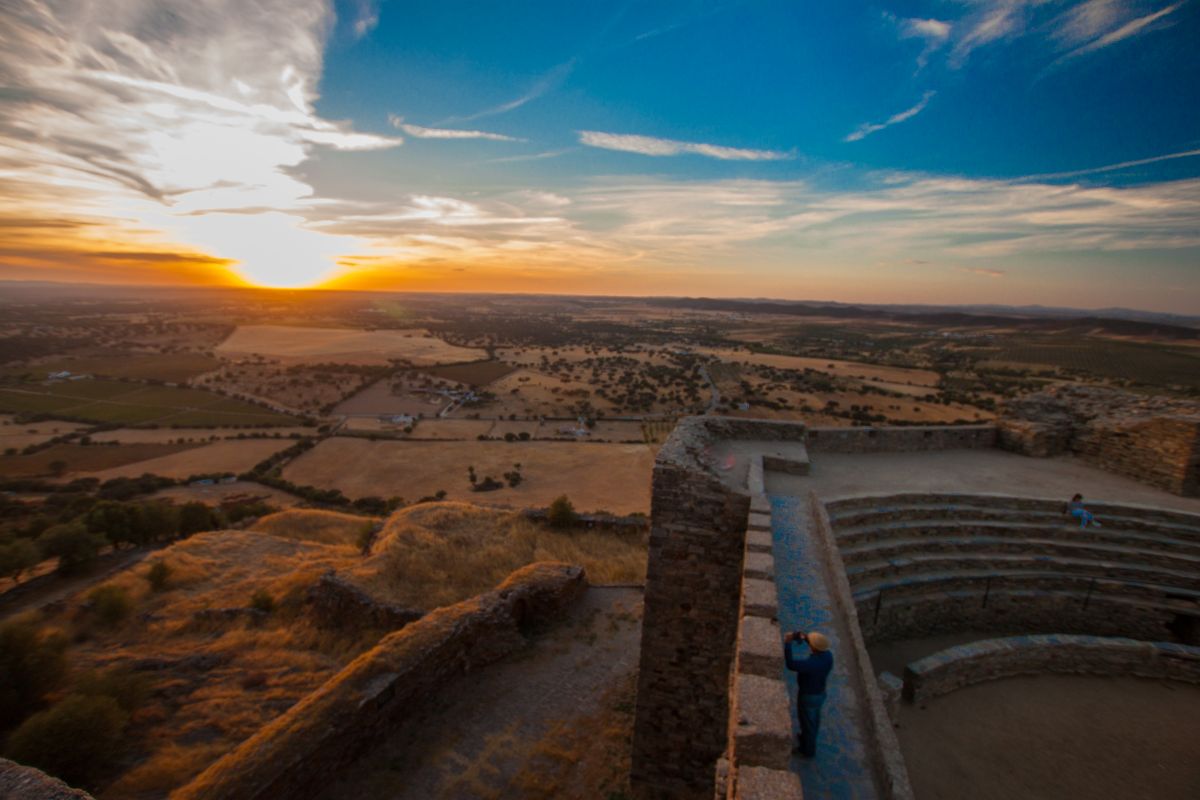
left=0, top=759, right=93, bottom=800
left=174, top=562, right=585, bottom=800
left=999, top=386, right=1200, bottom=497
left=804, top=425, right=996, bottom=453
left=902, top=635, right=1200, bottom=704
left=716, top=459, right=802, bottom=800
left=631, top=417, right=755, bottom=799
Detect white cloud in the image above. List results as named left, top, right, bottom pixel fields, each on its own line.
left=388, top=116, right=523, bottom=142
left=1057, top=2, right=1183, bottom=61
left=577, top=131, right=791, bottom=161
left=844, top=91, right=936, bottom=143
left=0, top=0, right=401, bottom=286
left=1014, top=148, right=1200, bottom=181
left=349, top=0, right=380, bottom=39
left=446, top=58, right=576, bottom=123
left=896, top=16, right=953, bottom=67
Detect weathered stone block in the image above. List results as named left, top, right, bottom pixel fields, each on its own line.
left=743, top=551, right=775, bottom=582
left=734, top=766, right=803, bottom=800
left=738, top=615, right=782, bottom=678
left=746, top=529, right=774, bottom=554
left=742, top=579, right=778, bottom=619
left=732, top=675, right=793, bottom=770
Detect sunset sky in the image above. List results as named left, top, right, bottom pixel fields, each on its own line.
left=1, top=0, right=1198, bottom=312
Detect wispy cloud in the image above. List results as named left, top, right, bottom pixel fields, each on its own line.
left=0, top=0, right=401, bottom=287
left=895, top=16, right=952, bottom=67
left=1056, top=2, right=1183, bottom=61
left=445, top=58, right=577, bottom=123
left=578, top=131, right=791, bottom=161
left=388, top=116, right=523, bottom=142
left=957, top=266, right=1006, bottom=278
left=348, top=0, right=380, bottom=39
left=1014, top=148, right=1200, bottom=181
left=485, top=149, right=574, bottom=164
left=844, top=91, right=936, bottom=143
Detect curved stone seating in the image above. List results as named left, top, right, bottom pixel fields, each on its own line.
left=845, top=553, right=1199, bottom=592
left=821, top=493, right=1200, bottom=644
left=836, top=520, right=1200, bottom=556
left=901, top=634, right=1200, bottom=704
left=840, top=534, right=1200, bottom=572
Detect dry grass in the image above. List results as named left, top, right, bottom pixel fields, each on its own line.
left=353, top=502, right=646, bottom=610
left=251, top=509, right=378, bottom=546
left=35, top=530, right=373, bottom=798
left=216, top=325, right=485, bottom=366
left=87, top=438, right=295, bottom=480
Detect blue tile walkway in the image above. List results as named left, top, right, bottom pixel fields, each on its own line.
left=771, top=494, right=881, bottom=800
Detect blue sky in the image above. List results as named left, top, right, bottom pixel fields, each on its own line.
left=1, top=1, right=1198, bottom=311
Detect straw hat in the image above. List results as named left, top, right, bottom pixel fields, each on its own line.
left=807, top=631, right=830, bottom=652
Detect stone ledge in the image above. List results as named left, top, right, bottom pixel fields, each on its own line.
left=877, top=671, right=903, bottom=722
left=735, top=765, right=803, bottom=799
left=733, top=675, right=793, bottom=770
left=743, top=579, right=779, bottom=619
left=744, top=551, right=776, bottom=581
left=747, top=529, right=774, bottom=554
left=739, top=615, right=782, bottom=678
left=748, top=511, right=773, bottom=531
left=0, top=759, right=93, bottom=800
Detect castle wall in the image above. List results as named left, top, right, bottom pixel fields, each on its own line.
left=1070, top=417, right=1200, bottom=497
left=174, top=562, right=585, bottom=800
left=631, top=417, right=752, bottom=798
left=805, top=424, right=996, bottom=453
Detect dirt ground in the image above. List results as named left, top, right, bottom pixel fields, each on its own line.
left=334, top=379, right=450, bottom=416
left=317, top=587, right=643, bottom=800
left=0, top=442, right=203, bottom=478
left=282, top=437, right=657, bottom=513
left=87, top=438, right=295, bottom=480
left=216, top=325, right=485, bottom=365
left=897, top=675, right=1200, bottom=800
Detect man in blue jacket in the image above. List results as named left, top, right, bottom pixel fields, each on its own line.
left=783, top=629, right=833, bottom=757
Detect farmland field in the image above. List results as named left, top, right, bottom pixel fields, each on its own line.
left=0, top=379, right=302, bottom=426
left=13, top=352, right=220, bottom=382
left=417, top=359, right=516, bottom=386
left=283, top=437, right=657, bottom=513
left=334, top=379, right=448, bottom=416
left=0, top=416, right=90, bottom=450
left=966, top=339, right=1200, bottom=389
left=88, top=438, right=297, bottom=480
left=0, top=442, right=202, bottom=477
left=216, top=325, right=486, bottom=365
left=88, top=426, right=316, bottom=443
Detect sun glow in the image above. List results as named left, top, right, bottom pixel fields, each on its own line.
left=177, top=212, right=355, bottom=288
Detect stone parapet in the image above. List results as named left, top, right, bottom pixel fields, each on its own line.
left=902, top=635, right=1200, bottom=703
left=805, top=425, right=996, bottom=453
left=174, top=562, right=585, bottom=800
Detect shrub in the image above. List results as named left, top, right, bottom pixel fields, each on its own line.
left=0, top=620, right=67, bottom=728
left=37, top=522, right=106, bottom=575
left=74, top=667, right=149, bottom=712
left=249, top=589, right=275, bottom=613
left=145, top=561, right=172, bottom=592
left=4, top=694, right=127, bottom=787
left=88, top=585, right=132, bottom=628
left=178, top=502, right=219, bottom=536
left=547, top=495, right=578, bottom=529
left=0, top=538, right=39, bottom=583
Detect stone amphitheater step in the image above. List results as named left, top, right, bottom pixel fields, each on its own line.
left=839, top=535, right=1200, bottom=573
left=829, top=505, right=1200, bottom=541
left=844, top=552, right=1199, bottom=591
left=835, top=520, right=1200, bottom=555
left=854, top=587, right=1197, bottom=626
left=825, top=494, right=1200, bottom=530
left=850, top=570, right=1200, bottom=608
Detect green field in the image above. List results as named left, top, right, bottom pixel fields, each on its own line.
left=418, top=360, right=517, bottom=386
left=0, top=379, right=302, bottom=426
left=6, top=352, right=220, bottom=383
left=969, top=338, right=1200, bottom=390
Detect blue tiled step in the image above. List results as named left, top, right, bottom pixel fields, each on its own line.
left=835, top=519, right=1200, bottom=555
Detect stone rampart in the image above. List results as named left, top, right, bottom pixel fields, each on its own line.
left=173, top=562, right=585, bottom=800
left=999, top=386, right=1200, bottom=497
left=804, top=424, right=996, bottom=453
left=902, top=635, right=1200, bottom=704
left=632, top=416, right=756, bottom=798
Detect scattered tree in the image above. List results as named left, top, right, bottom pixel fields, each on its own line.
left=0, top=539, right=39, bottom=583
left=547, top=495, right=577, bottom=528
left=37, top=522, right=105, bottom=575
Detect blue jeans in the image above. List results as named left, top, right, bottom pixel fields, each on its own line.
left=1071, top=508, right=1093, bottom=528
left=797, top=692, right=826, bottom=757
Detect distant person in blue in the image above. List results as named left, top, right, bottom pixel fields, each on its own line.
left=1067, top=493, right=1101, bottom=528
left=783, top=629, right=833, bottom=757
